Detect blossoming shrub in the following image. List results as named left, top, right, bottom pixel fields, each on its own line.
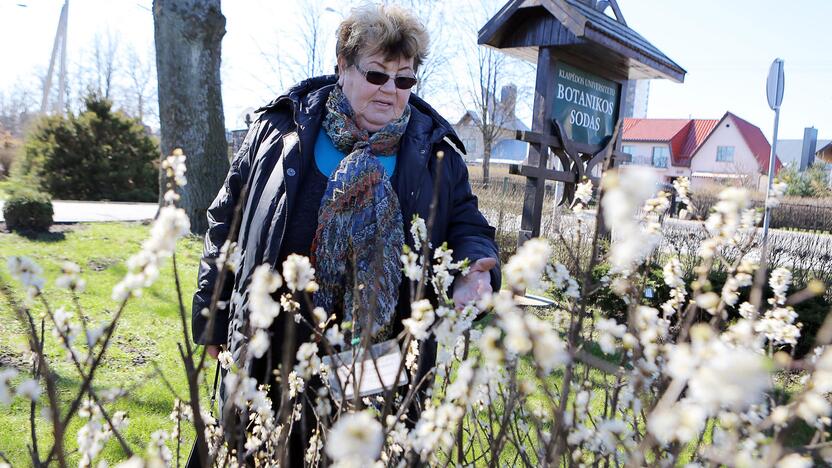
left=2, top=162, right=831, bottom=467
left=2, top=187, right=53, bottom=232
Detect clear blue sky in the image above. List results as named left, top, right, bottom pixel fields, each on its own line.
left=1, top=0, right=829, bottom=141
left=619, top=0, right=831, bottom=140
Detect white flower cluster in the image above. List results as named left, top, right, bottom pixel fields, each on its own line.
left=247, top=264, right=283, bottom=358
left=504, top=238, right=551, bottom=291
left=661, top=258, right=687, bottom=317
left=410, top=214, right=428, bottom=251
left=0, top=368, right=41, bottom=405
left=55, top=261, right=86, bottom=292
left=6, top=256, right=45, bottom=301
left=766, top=179, right=788, bottom=209
left=572, top=179, right=594, bottom=212
left=793, top=347, right=832, bottom=427
left=283, top=253, right=318, bottom=292
left=147, top=429, right=173, bottom=465
left=755, top=267, right=800, bottom=346
left=403, top=299, right=435, bottom=340
left=325, top=411, right=384, bottom=465
left=431, top=243, right=469, bottom=303
left=112, top=205, right=190, bottom=302
left=601, top=168, right=661, bottom=275
left=294, top=342, right=320, bottom=380
left=596, top=317, right=627, bottom=355
left=700, top=187, right=752, bottom=259
left=547, top=262, right=581, bottom=299
left=77, top=398, right=129, bottom=467
left=432, top=304, right=476, bottom=369
left=409, top=401, right=464, bottom=463
left=223, top=373, right=273, bottom=424
left=161, top=149, right=187, bottom=191
left=479, top=290, right=570, bottom=372
left=672, top=176, right=691, bottom=212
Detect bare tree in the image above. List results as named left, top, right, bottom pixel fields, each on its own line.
left=0, top=79, right=39, bottom=137
left=124, top=45, right=158, bottom=125
left=464, top=45, right=511, bottom=186
left=91, top=30, right=122, bottom=100
left=299, top=0, right=328, bottom=79
left=154, top=0, right=228, bottom=236
left=384, top=0, right=452, bottom=101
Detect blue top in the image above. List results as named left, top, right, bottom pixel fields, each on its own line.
left=314, top=129, right=397, bottom=178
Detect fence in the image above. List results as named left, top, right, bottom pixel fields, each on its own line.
left=690, top=192, right=832, bottom=233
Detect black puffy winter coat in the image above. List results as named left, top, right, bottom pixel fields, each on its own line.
left=191, top=75, right=500, bottom=366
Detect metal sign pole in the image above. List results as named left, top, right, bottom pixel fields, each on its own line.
left=762, top=58, right=785, bottom=243
left=762, top=106, right=780, bottom=241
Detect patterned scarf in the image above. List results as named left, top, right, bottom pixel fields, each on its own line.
left=311, top=85, right=410, bottom=340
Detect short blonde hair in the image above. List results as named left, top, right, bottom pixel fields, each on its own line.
left=336, top=4, right=429, bottom=72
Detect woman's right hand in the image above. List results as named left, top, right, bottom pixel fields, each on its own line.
left=206, top=345, right=221, bottom=359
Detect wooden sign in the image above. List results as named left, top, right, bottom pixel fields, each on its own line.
left=553, top=62, right=620, bottom=146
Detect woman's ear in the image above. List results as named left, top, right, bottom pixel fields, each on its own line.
left=336, top=57, right=347, bottom=86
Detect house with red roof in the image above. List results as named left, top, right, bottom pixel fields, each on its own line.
left=622, top=112, right=783, bottom=191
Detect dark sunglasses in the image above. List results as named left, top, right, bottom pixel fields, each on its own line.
left=354, top=63, right=418, bottom=90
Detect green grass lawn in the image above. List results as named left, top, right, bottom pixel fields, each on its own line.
left=0, top=222, right=206, bottom=465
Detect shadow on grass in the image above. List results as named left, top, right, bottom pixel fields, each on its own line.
left=5, top=228, right=67, bottom=243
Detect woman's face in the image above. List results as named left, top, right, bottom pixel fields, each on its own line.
left=338, top=52, right=415, bottom=132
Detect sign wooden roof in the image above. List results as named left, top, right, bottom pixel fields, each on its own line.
left=478, top=0, right=686, bottom=83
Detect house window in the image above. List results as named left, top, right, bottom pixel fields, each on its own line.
left=622, top=145, right=636, bottom=165
left=652, top=146, right=669, bottom=168
left=716, top=145, right=735, bottom=162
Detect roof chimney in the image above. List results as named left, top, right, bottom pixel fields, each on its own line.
left=800, top=127, right=818, bottom=171
left=500, top=84, right=517, bottom=120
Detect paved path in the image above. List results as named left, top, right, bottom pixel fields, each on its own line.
left=0, top=200, right=158, bottom=223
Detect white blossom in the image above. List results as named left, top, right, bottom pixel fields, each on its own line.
left=218, top=351, right=234, bottom=370
left=776, top=453, right=813, bottom=468
left=403, top=299, right=435, bottom=340
left=249, top=265, right=282, bottom=329
left=596, top=318, right=626, bottom=355
left=400, top=248, right=422, bottom=282
left=326, top=411, right=383, bottom=462
left=7, top=256, right=45, bottom=298
left=283, top=254, right=316, bottom=292
left=249, top=329, right=270, bottom=358
left=504, top=238, right=551, bottom=291
left=648, top=400, right=706, bottom=445
left=572, top=179, right=593, bottom=212
left=410, top=215, right=428, bottom=251
left=294, top=342, right=320, bottom=379
left=55, top=261, right=86, bottom=292
left=16, top=378, right=41, bottom=401
left=601, top=168, right=660, bottom=275
left=769, top=267, right=792, bottom=306
left=766, top=180, right=788, bottom=210
left=0, top=368, right=19, bottom=404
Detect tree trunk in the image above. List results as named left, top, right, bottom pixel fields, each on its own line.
left=482, top=136, right=492, bottom=188
left=153, top=0, right=228, bottom=235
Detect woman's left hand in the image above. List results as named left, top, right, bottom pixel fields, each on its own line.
left=452, top=257, right=498, bottom=310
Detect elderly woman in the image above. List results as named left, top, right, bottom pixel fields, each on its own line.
left=191, top=3, right=499, bottom=462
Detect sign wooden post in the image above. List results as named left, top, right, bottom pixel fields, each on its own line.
left=479, top=0, right=686, bottom=250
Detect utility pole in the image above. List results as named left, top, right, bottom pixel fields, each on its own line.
left=41, top=0, right=69, bottom=115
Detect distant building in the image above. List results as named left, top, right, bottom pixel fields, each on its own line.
left=622, top=80, right=650, bottom=118
left=776, top=127, right=830, bottom=169
left=453, top=84, right=530, bottom=165
left=622, top=112, right=783, bottom=192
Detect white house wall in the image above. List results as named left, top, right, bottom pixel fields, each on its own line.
left=619, top=142, right=690, bottom=182
left=689, top=115, right=763, bottom=191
